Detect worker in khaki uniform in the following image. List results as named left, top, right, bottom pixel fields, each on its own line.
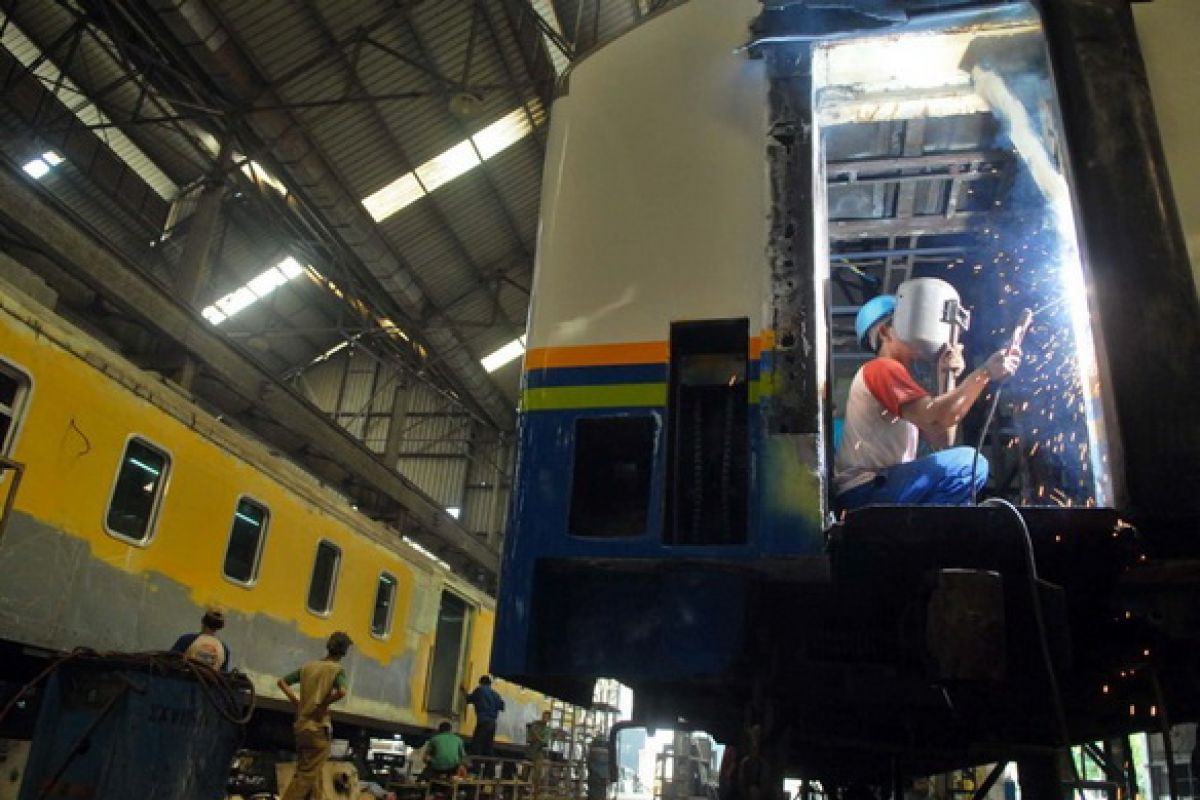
left=277, top=631, right=353, bottom=800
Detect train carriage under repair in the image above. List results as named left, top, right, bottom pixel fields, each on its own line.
left=493, top=0, right=1200, bottom=783
left=0, top=281, right=551, bottom=749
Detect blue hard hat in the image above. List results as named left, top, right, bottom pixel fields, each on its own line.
left=855, top=294, right=896, bottom=351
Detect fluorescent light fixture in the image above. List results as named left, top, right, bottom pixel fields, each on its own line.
left=362, top=106, right=536, bottom=222
left=42, top=150, right=64, bottom=166
left=446, top=506, right=461, bottom=519
left=481, top=335, right=526, bottom=373
left=201, top=255, right=309, bottom=325
left=21, top=157, right=51, bottom=179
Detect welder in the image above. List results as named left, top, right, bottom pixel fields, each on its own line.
left=833, top=283, right=1022, bottom=512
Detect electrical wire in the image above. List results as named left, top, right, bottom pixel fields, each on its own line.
left=981, top=498, right=1085, bottom=800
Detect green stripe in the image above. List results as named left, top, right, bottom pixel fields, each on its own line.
left=523, top=377, right=776, bottom=412
left=523, top=384, right=667, bottom=411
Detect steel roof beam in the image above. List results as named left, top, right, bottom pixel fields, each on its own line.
left=146, top=0, right=517, bottom=430
left=0, top=163, right=501, bottom=584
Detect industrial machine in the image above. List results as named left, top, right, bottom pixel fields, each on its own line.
left=493, top=0, right=1200, bottom=791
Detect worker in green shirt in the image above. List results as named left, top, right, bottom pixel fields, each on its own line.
left=423, top=721, right=467, bottom=779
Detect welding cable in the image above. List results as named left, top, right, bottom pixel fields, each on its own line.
left=980, top=498, right=1085, bottom=800
left=970, top=389, right=1004, bottom=506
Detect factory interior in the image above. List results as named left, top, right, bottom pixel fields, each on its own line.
left=0, top=1, right=1197, bottom=800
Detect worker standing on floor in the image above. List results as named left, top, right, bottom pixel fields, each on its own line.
left=170, top=606, right=231, bottom=672
left=833, top=291, right=1021, bottom=512
left=277, top=631, right=353, bottom=800
left=463, top=675, right=505, bottom=756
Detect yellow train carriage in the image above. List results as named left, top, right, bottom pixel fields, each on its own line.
left=0, top=276, right=546, bottom=746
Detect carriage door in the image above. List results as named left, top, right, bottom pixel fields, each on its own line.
left=664, top=319, right=750, bottom=545
left=426, top=590, right=473, bottom=714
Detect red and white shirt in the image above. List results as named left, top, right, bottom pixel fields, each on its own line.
left=834, top=357, right=929, bottom=495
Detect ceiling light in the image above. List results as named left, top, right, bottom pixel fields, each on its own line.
left=481, top=336, right=526, bottom=373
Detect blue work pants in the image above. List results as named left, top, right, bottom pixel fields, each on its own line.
left=835, top=446, right=988, bottom=512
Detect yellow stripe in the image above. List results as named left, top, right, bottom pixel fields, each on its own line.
left=523, top=384, right=667, bottom=410
left=523, top=378, right=775, bottom=411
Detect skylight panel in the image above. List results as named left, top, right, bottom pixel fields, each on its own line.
left=200, top=256, right=309, bottom=325
left=277, top=256, right=305, bottom=279
left=215, top=286, right=257, bottom=317
left=360, top=105, right=538, bottom=223
left=414, top=140, right=481, bottom=193
left=21, top=157, right=51, bottom=180
left=363, top=172, right=425, bottom=222
left=240, top=159, right=289, bottom=197
left=247, top=266, right=288, bottom=299
left=481, top=336, right=526, bottom=373
left=472, top=108, right=534, bottom=160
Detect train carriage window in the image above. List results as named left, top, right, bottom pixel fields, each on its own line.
left=569, top=416, right=656, bottom=538
left=105, top=438, right=170, bottom=545
left=0, top=362, right=30, bottom=457
left=371, top=572, right=398, bottom=638
left=307, top=540, right=341, bottom=615
left=222, top=498, right=269, bottom=586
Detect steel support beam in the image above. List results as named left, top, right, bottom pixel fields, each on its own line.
left=0, top=165, right=500, bottom=584
left=1038, top=0, right=1200, bottom=546
left=830, top=211, right=998, bottom=240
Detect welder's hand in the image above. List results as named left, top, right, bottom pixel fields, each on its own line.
left=939, top=344, right=966, bottom=378
left=984, top=346, right=1022, bottom=382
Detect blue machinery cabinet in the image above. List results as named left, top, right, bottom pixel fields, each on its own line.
left=19, top=656, right=245, bottom=800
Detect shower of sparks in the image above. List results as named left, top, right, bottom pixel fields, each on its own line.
left=958, top=145, right=1113, bottom=507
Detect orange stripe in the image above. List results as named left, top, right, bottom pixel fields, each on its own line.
left=525, top=342, right=668, bottom=370
left=526, top=334, right=772, bottom=370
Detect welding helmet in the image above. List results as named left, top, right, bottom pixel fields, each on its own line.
left=856, top=294, right=897, bottom=352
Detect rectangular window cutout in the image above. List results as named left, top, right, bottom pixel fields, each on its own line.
left=0, top=362, right=31, bottom=456
left=664, top=319, right=749, bottom=546
left=223, top=498, right=269, bottom=585
left=371, top=572, right=398, bottom=638
left=105, top=438, right=170, bottom=544
left=569, top=416, right=656, bottom=538
left=426, top=590, right=470, bottom=713
left=307, top=540, right=341, bottom=615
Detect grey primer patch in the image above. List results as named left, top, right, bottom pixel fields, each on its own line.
left=0, top=513, right=415, bottom=721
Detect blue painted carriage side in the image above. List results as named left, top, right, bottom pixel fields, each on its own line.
left=492, top=395, right=827, bottom=681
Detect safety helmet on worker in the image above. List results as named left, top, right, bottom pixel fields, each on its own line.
left=856, top=294, right=897, bottom=352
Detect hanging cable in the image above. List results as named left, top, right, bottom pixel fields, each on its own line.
left=981, top=498, right=1085, bottom=800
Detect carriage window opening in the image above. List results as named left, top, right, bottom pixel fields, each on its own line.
left=569, top=416, right=655, bottom=538
left=664, top=319, right=749, bottom=546
left=105, top=438, right=170, bottom=544
left=223, top=498, right=269, bottom=585
left=426, top=591, right=471, bottom=714
left=307, top=540, right=341, bottom=615
left=0, top=363, right=30, bottom=457
left=371, top=572, right=398, bottom=638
